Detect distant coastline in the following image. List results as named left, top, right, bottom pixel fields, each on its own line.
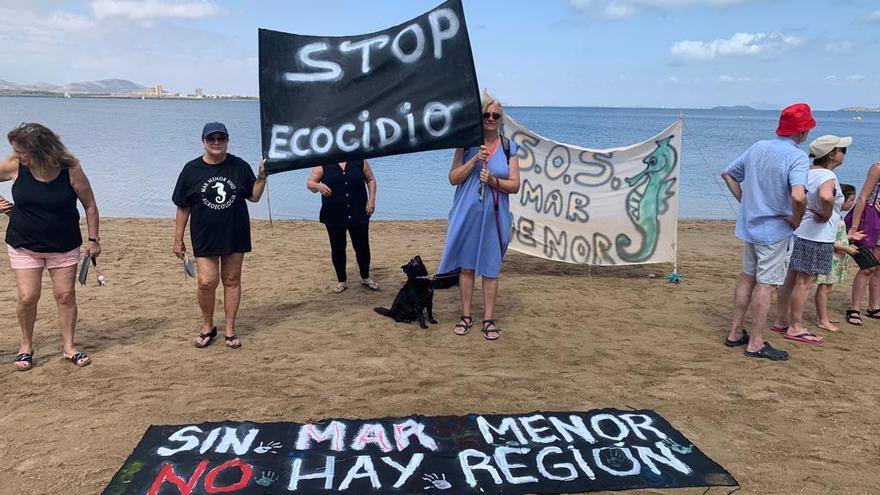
left=0, top=90, right=257, bottom=101
left=840, top=106, right=880, bottom=113
left=0, top=77, right=256, bottom=100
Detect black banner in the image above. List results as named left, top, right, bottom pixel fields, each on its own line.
left=103, top=409, right=737, bottom=494
left=258, top=0, right=482, bottom=174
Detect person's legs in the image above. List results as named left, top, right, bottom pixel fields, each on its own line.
left=787, top=272, right=821, bottom=342
left=454, top=269, right=475, bottom=335
left=744, top=238, right=790, bottom=359
left=47, top=264, right=90, bottom=365
left=195, top=256, right=220, bottom=345
left=13, top=268, right=43, bottom=370
left=220, top=253, right=244, bottom=347
left=745, top=283, right=776, bottom=352
left=482, top=276, right=500, bottom=340
left=815, top=284, right=840, bottom=331
left=774, top=269, right=797, bottom=330
left=868, top=260, right=880, bottom=314
left=348, top=223, right=372, bottom=281
left=849, top=267, right=873, bottom=324
left=325, top=224, right=348, bottom=289
left=728, top=273, right=756, bottom=342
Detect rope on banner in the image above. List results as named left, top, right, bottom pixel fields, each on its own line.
left=681, top=117, right=740, bottom=218
left=665, top=115, right=742, bottom=284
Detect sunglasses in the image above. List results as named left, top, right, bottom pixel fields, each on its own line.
left=204, top=135, right=228, bottom=143
left=482, top=112, right=502, bottom=121
left=837, top=147, right=847, bottom=154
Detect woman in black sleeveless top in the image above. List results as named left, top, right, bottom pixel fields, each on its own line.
left=0, top=123, right=101, bottom=371
left=307, top=160, right=379, bottom=293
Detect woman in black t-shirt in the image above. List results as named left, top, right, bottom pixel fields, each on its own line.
left=172, top=122, right=267, bottom=349
left=307, top=160, right=378, bottom=293
left=0, top=122, right=101, bottom=371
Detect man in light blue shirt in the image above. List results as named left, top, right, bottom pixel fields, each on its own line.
left=721, top=103, right=814, bottom=361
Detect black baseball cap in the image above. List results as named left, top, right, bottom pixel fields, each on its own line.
left=202, top=122, right=228, bottom=138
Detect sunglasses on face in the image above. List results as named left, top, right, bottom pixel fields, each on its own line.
left=837, top=147, right=847, bottom=154
left=205, top=135, right=228, bottom=143
left=482, top=112, right=502, bottom=121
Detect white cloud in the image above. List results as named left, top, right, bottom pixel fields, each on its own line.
left=846, top=74, right=866, bottom=82
left=90, top=0, right=223, bottom=20
left=825, top=75, right=838, bottom=81
left=670, top=32, right=804, bottom=62
left=825, top=41, right=854, bottom=55
left=569, top=0, right=751, bottom=18
left=39, top=11, right=96, bottom=31
left=864, top=10, right=880, bottom=22
left=718, top=75, right=752, bottom=83
left=604, top=2, right=636, bottom=18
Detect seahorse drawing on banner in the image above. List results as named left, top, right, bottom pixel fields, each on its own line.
left=615, top=136, right=678, bottom=262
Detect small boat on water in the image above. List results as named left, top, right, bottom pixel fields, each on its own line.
left=853, top=115, right=863, bottom=121
left=63, top=92, right=71, bottom=98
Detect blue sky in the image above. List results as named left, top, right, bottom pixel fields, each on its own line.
left=1, top=0, right=877, bottom=109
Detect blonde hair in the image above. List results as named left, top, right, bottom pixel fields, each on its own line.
left=7, top=122, right=79, bottom=177
left=481, top=88, right=503, bottom=114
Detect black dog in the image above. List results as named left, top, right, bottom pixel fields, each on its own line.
left=374, top=256, right=437, bottom=329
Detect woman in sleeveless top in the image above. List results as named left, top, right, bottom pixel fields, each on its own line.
left=307, top=159, right=378, bottom=293
left=844, top=160, right=880, bottom=325
left=0, top=123, right=100, bottom=371
left=438, top=90, right=521, bottom=341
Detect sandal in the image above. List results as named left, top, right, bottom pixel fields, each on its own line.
left=334, top=282, right=348, bottom=294
left=194, top=326, right=218, bottom=348
left=482, top=319, right=501, bottom=341
left=14, top=352, right=33, bottom=371
left=866, top=308, right=880, bottom=319
left=361, top=278, right=380, bottom=291
left=225, top=335, right=241, bottom=349
left=64, top=352, right=91, bottom=367
left=454, top=315, right=472, bottom=335
left=845, top=309, right=863, bottom=326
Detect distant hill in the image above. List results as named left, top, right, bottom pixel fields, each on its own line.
left=840, top=106, right=880, bottom=112
left=711, top=105, right=755, bottom=111
left=0, top=78, right=149, bottom=95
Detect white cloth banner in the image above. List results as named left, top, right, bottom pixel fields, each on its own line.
left=503, top=116, right=682, bottom=265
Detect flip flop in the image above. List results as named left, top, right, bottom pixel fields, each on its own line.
left=361, top=278, right=380, bottom=291
left=724, top=330, right=749, bottom=347
left=14, top=352, right=33, bottom=371
left=194, top=326, right=218, bottom=348
left=770, top=325, right=788, bottom=334
left=866, top=308, right=880, bottom=319
left=224, top=335, right=241, bottom=349
left=333, top=282, right=348, bottom=294
left=64, top=352, right=91, bottom=367
left=783, top=332, right=824, bottom=345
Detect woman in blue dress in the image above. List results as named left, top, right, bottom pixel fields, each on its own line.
left=438, top=91, right=520, bottom=340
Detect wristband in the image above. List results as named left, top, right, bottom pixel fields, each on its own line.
left=88, top=237, right=100, bottom=243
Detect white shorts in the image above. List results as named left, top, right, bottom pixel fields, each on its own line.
left=742, top=237, right=792, bottom=285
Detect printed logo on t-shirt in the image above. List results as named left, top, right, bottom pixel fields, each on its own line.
left=200, top=176, right=237, bottom=210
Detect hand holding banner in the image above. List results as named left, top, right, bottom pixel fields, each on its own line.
left=259, top=0, right=483, bottom=174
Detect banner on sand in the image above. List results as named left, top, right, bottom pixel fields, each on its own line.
left=259, top=0, right=482, bottom=175
left=103, top=409, right=737, bottom=494
left=504, top=116, right=682, bottom=266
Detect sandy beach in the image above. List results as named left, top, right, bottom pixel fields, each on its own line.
left=0, top=217, right=878, bottom=494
